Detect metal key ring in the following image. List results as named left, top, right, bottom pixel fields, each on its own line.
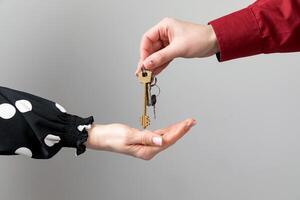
left=149, top=83, right=160, bottom=97
left=150, top=77, right=157, bottom=87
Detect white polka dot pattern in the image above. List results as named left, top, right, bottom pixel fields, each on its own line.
left=44, top=134, right=61, bottom=147
left=0, top=86, right=93, bottom=159
left=0, top=103, right=16, bottom=119
left=55, top=103, right=66, bottom=113
left=15, top=147, right=32, bottom=157
left=77, top=124, right=92, bottom=132
left=15, top=100, right=32, bottom=113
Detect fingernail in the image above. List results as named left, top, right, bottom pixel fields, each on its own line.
left=152, top=136, right=162, bottom=146
left=191, top=120, right=197, bottom=127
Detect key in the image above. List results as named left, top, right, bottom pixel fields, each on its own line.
left=137, top=70, right=152, bottom=129
left=151, top=94, right=157, bottom=119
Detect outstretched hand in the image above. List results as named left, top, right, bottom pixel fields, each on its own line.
left=84, top=118, right=196, bottom=160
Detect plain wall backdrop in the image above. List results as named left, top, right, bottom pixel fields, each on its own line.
left=0, top=0, right=300, bottom=200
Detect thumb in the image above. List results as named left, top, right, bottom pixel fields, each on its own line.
left=133, top=130, right=163, bottom=146
left=143, top=44, right=178, bottom=70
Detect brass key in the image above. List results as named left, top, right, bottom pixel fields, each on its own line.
left=138, top=70, right=152, bottom=129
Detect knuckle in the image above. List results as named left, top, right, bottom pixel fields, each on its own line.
left=142, top=33, right=149, bottom=40
left=140, top=134, right=149, bottom=145
left=156, top=51, right=165, bottom=62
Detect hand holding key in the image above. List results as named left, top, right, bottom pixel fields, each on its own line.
left=135, top=18, right=218, bottom=76
left=84, top=118, right=196, bottom=160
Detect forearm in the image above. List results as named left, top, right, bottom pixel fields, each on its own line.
left=0, top=86, right=93, bottom=159
left=209, top=0, right=300, bottom=61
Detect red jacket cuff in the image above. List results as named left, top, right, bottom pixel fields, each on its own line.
left=209, top=6, right=262, bottom=62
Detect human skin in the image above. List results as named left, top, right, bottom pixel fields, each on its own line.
left=135, top=18, right=219, bottom=76
left=84, top=118, right=196, bottom=160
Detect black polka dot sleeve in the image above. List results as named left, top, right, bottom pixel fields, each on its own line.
left=0, top=86, right=94, bottom=159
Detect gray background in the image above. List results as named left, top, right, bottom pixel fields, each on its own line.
left=0, top=0, right=299, bottom=200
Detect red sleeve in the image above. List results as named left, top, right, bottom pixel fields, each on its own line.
left=209, top=0, right=300, bottom=62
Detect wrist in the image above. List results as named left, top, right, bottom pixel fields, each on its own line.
left=83, top=124, right=95, bottom=149
left=84, top=124, right=106, bottom=150
left=207, top=25, right=219, bottom=54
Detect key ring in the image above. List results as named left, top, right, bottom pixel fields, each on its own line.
left=151, top=84, right=160, bottom=96
left=150, top=77, right=157, bottom=87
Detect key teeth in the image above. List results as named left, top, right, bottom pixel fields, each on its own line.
left=140, top=115, right=150, bottom=128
